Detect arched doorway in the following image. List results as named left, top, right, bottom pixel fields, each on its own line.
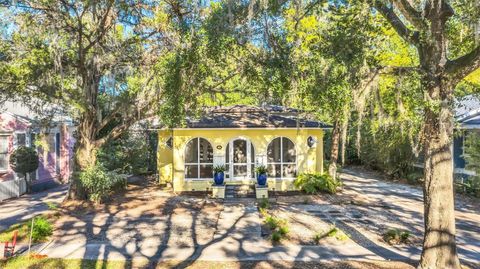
left=225, top=138, right=255, bottom=180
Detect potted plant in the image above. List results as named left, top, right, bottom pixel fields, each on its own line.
left=213, top=165, right=226, bottom=185
left=255, top=165, right=268, bottom=186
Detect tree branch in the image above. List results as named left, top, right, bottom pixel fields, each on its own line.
left=371, top=0, right=420, bottom=46
left=392, top=0, right=426, bottom=29
left=446, top=45, right=480, bottom=84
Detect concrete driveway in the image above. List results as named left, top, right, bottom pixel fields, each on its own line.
left=0, top=185, right=68, bottom=231
left=335, top=167, right=480, bottom=266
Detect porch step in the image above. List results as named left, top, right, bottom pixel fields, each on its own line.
left=225, top=184, right=255, bottom=199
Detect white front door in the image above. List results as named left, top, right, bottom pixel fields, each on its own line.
left=225, top=139, right=255, bottom=181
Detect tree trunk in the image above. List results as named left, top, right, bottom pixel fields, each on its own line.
left=340, top=119, right=348, bottom=166
left=67, top=113, right=98, bottom=200
left=419, top=81, right=460, bottom=269
left=328, top=120, right=341, bottom=179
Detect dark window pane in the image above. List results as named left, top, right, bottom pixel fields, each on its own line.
left=166, top=137, right=173, bottom=149
left=267, top=138, right=281, bottom=162
left=0, top=136, right=8, bottom=170
left=251, top=164, right=255, bottom=178
left=233, top=140, right=247, bottom=163
left=199, top=138, right=213, bottom=163
left=234, top=165, right=247, bottom=177
left=282, top=164, right=296, bottom=178
left=225, top=164, right=230, bottom=178
left=30, top=133, right=36, bottom=148
left=225, top=143, right=229, bottom=163
left=17, top=133, right=26, bottom=147
left=267, top=164, right=281, bottom=178
left=200, top=164, right=213, bottom=178
left=250, top=143, right=255, bottom=162
left=185, top=138, right=198, bottom=163
left=185, top=165, right=198, bottom=178
left=282, top=138, right=296, bottom=162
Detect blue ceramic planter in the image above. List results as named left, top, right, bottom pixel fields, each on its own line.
left=214, top=172, right=224, bottom=185
left=257, top=173, right=267, bottom=186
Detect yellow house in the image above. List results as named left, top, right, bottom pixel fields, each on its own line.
left=157, top=105, right=329, bottom=192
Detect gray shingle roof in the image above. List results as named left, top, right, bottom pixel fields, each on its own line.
left=185, top=105, right=330, bottom=129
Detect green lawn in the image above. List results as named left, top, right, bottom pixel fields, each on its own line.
left=0, top=257, right=418, bottom=269
left=0, top=256, right=129, bottom=269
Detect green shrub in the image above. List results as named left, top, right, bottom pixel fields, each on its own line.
left=46, top=202, right=59, bottom=211
left=294, top=173, right=341, bottom=194
left=406, top=171, right=423, bottom=185
left=382, top=228, right=410, bottom=245
left=28, top=216, right=53, bottom=242
left=97, top=130, right=157, bottom=175
left=79, top=165, right=126, bottom=203
left=263, top=214, right=289, bottom=242
left=265, top=215, right=279, bottom=230
left=314, top=225, right=348, bottom=243
left=258, top=198, right=270, bottom=209
left=271, top=231, right=282, bottom=242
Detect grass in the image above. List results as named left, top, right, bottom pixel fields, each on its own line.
left=0, top=213, right=58, bottom=244
left=0, top=256, right=129, bottom=269
left=0, top=257, right=418, bottom=269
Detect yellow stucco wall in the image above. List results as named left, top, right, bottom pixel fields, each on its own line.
left=157, top=128, right=324, bottom=192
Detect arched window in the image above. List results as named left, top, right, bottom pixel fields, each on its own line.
left=267, top=137, right=296, bottom=178
left=185, top=138, right=213, bottom=179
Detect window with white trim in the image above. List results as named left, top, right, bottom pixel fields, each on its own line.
left=0, top=135, right=9, bottom=172
left=267, top=137, right=296, bottom=178
left=185, top=138, right=213, bottom=179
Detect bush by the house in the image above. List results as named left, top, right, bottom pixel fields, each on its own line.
left=294, top=173, right=341, bottom=194
left=79, top=165, right=126, bottom=203
left=9, top=146, right=39, bottom=193
left=97, top=130, right=158, bottom=175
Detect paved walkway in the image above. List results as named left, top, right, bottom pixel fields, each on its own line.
left=0, top=185, right=68, bottom=231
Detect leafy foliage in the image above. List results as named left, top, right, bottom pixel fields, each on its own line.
left=79, top=165, right=126, bottom=203
left=314, top=225, right=349, bottom=243
left=96, top=130, right=157, bottom=175
left=294, top=173, right=340, bottom=194
left=462, top=131, right=480, bottom=197
left=255, top=165, right=267, bottom=175
left=264, top=215, right=289, bottom=243
left=213, top=165, right=226, bottom=173
left=9, top=146, right=39, bottom=175
left=28, top=216, right=54, bottom=242
left=382, top=228, right=411, bottom=245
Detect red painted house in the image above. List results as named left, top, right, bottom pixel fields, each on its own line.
left=0, top=102, right=75, bottom=201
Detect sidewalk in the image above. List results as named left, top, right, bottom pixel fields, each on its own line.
left=0, top=185, right=68, bottom=231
